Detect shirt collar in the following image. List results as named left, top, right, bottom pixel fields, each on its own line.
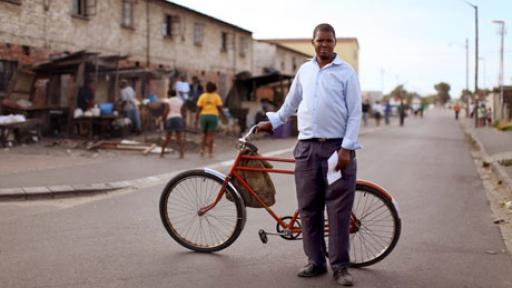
left=311, top=53, right=343, bottom=67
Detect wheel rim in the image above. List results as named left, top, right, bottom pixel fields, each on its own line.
left=165, top=175, right=239, bottom=249
left=350, top=189, right=398, bottom=266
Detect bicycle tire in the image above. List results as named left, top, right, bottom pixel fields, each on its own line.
left=159, top=169, right=246, bottom=252
left=349, top=183, right=401, bottom=268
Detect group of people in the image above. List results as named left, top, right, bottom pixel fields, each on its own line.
left=160, top=76, right=223, bottom=159
left=460, top=102, right=492, bottom=127
left=362, top=99, right=392, bottom=127
left=76, top=79, right=142, bottom=133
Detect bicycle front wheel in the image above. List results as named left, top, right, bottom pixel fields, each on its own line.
left=159, top=169, right=246, bottom=252
left=349, top=184, right=401, bottom=267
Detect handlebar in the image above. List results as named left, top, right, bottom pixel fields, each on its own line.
left=239, top=125, right=258, bottom=143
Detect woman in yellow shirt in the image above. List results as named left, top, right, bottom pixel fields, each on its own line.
left=196, top=81, right=223, bottom=158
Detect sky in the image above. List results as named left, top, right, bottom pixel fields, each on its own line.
left=171, top=0, right=512, bottom=98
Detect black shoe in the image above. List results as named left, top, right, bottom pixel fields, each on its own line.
left=297, top=263, right=327, bottom=277
left=333, top=268, right=353, bottom=286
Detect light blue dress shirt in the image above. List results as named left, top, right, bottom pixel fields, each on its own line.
left=266, top=54, right=362, bottom=150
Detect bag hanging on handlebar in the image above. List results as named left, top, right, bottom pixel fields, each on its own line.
left=227, top=149, right=276, bottom=208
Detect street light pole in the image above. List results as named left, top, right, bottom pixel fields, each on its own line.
left=493, top=20, right=505, bottom=121
left=465, top=38, right=470, bottom=117
left=466, top=1, right=479, bottom=127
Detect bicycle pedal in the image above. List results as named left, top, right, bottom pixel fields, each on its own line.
left=258, top=229, right=268, bottom=244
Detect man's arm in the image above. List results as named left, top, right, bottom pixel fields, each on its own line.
left=336, top=72, right=362, bottom=171
left=259, top=72, right=303, bottom=132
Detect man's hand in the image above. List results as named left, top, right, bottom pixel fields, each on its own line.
left=335, top=148, right=351, bottom=171
left=256, top=121, right=273, bottom=134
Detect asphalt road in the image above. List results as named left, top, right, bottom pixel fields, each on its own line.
left=1, top=108, right=511, bottom=288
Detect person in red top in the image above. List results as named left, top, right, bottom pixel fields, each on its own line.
left=453, top=102, right=461, bottom=120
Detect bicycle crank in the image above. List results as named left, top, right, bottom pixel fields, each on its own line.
left=258, top=229, right=288, bottom=244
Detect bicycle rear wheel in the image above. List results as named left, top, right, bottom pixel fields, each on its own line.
left=349, top=184, right=401, bottom=267
left=159, top=169, right=246, bottom=252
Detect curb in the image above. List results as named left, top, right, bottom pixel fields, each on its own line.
left=0, top=172, right=182, bottom=201
left=460, top=120, right=512, bottom=195
left=0, top=126, right=382, bottom=201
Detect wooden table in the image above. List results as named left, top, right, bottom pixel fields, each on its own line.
left=73, top=115, right=120, bottom=139
left=0, top=119, right=42, bottom=147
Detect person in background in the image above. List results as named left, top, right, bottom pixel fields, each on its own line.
left=384, top=100, right=392, bottom=125
left=196, top=81, right=223, bottom=158
left=160, top=89, right=186, bottom=159
left=119, top=79, right=141, bottom=133
left=188, top=76, right=204, bottom=129
left=361, top=99, right=370, bottom=127
left=372, top=100, right=384, bottom=127
left=175, top=75, right=190, bottom=102
left=453, top=102, right=461, bottom=120
left=478, top=103, right=487, bottom=127
left=77, top=79, right=95, bottom=111
left=486, top=107, right=493, bottom=126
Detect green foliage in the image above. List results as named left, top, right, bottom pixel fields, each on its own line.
left=434, top=82, right=451, bottom=104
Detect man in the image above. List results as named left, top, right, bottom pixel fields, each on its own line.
left=453, top=102, right=461, bottom=120
left=175, top=75, right=190, bottom=102
left=188, top=76, right=203, bottom=128
left=77, top=79, right=95, bottom=111
left=119, top=79, right=141, bottom=133
left=257, top=23, right=361, bottom=286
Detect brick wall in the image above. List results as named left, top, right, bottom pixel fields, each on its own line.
left=0, top=0, right=254, bottom=96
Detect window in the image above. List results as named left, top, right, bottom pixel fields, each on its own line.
left=0, top=61, right=17, bottom=95
left=121, top=0, right=134, bottom=28
left=220, top=32, right=228, bottom=52
left=162, top=14, right=180, bottom=39
left=193, top=23, right=204, bottom=46
left=239, top=36, right=247, bottom=58
left=72, top=0, right=96, bottom=18
left=1, top=0, right=22, bottom=5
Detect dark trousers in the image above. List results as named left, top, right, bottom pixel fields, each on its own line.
left=293, top=139, right=357, bottom=271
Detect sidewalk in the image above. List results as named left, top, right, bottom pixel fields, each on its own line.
left=459, top=116, right=512, bottom=194
left=0, top=124, right=381, bottom=200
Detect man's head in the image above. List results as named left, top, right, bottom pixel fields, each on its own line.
left=312, top=23, right=336, bottom=62
left=120, top=79, right=128, bottom=88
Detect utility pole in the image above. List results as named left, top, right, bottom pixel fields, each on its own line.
left=493, top=20, right=505, bottom=121
left=465, top=38, right=470, bottom=117
left=465, top=38, right=469, bottom=91
left=466, top=1, right=479, bottom=128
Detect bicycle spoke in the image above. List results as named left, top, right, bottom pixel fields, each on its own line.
left=162, top=173, right=241, bottom=251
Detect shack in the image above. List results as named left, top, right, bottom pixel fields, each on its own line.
left=225, top=71, right=294, bottom=134
left=1, top=50, right=173, bottom=139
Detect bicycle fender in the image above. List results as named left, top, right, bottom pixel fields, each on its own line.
left=356, top=179, right=400, bottom=218
left=203, top=168, right=246, bottom=207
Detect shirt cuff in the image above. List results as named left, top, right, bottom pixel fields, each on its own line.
left=266, top=112, right=284, bottom=129
left=341, top=139, right=362, bottom=150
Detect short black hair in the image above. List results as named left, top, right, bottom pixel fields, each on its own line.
left=312, top=23, right=336, bottom=40
left=206, top=81, right=217, bottom=93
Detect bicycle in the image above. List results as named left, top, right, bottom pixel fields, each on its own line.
left=160, top=126, right=401, bottom=267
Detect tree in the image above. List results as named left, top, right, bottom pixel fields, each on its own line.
left=434, top=82, right=451, bottom=104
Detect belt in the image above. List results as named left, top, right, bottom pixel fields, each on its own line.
left=301, top=138, right=342, bottom=143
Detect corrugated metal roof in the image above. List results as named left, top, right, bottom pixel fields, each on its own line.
left=155, top=1, right=252, bottom=34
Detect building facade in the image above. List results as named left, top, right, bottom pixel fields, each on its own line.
left=261, top=38, right=360, bottom=76
left=252, top=40, right=310, bottom=76
left=0, top=0, right=254, bottom=99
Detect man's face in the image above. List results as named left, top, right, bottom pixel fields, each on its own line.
left=313, top=30, right=336, bottom=61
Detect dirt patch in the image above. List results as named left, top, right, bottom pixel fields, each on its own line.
left=470, top=147, right=512, bottom=254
